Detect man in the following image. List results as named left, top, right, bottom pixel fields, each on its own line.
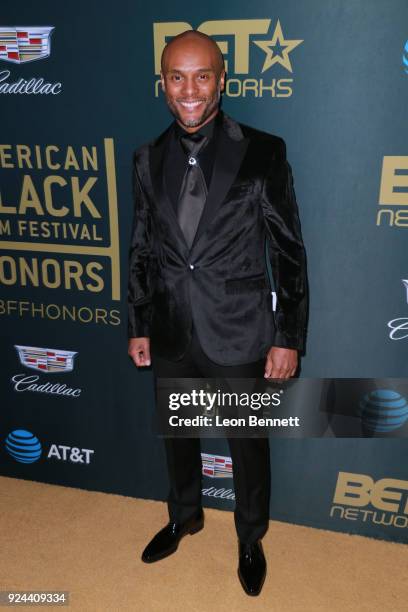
left=128, top=30, right=308, bottom=596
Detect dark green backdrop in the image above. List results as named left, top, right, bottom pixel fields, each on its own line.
left=0, top=1, right=407, bottom=543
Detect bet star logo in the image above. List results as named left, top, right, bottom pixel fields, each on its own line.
left=254, top=20, right=303, bottom=74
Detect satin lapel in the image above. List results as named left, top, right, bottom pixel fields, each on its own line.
left=191, top=118, right=249, bottom=250
left=149, top=124, right=190, bottom=254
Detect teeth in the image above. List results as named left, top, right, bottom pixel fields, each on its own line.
left=180, top=101, right=202, bottom=108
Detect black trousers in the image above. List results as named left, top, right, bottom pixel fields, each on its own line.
left=151, top=326, right=271, bottom=545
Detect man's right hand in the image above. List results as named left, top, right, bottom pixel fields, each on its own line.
left=128, top=337, right=151, bottom=367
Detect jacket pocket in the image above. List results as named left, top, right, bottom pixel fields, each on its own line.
left=225, top=273, right=266, bottom=294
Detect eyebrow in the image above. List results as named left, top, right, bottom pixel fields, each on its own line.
left=167, top=67, right=215, bottom=73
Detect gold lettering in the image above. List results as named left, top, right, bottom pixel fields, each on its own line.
left=71, top=177, right=100, bottom=218
left=198, top=20, right=270, bottom=74
left=379, top=156, right=408, bottom=205
left=0, top=256, right=17, bottom=285
left=395, top=209, right=408, bottom=227
left=0, top=145, right=13, bottom=168
left=86, top=262, right=104, bottom=292
left=243, top=79, right=261, bottom=97
left=0, top=219, right=11, bottom=235
left=333, top=471, right=373, bottom=507
left=372, top=478, right=408, bottom=514
left=45, top=146, right=60, bottom=170
left=64, top=146, right=80, bottom=171
left=0, top=191, right=17, bottom=214
left=20, top=257, right=39, bottom=287
left=82, top=146, right=98, bottom=171
left=16, top=145, right=32, bottom=169
left=20, top=176, right=43, bottom=215
left=63, top=260, right=84, bottom=290
left=43, top=176, right=69, bottom=216
left=41, top=259, right=61, bottom=289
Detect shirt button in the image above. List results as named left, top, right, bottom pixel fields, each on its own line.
left=189, top=263, right=195, bottom=270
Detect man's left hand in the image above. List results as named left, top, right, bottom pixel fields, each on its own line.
left=264, top=347, right=298, bottom=379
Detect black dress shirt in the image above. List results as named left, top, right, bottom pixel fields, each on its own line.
left=164, top=111, right=220, bottom=212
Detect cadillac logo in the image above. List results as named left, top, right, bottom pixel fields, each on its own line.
left=201, top=453, right=233, bottom=478
left=14, top=345, right=77, bottom=373
left=0, top=26, right=54, bottom=64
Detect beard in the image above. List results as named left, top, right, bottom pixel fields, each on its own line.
left=166, top=87, right=221, bottom=128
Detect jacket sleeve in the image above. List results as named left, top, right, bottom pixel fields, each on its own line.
left=260, top=138, right=308, bottom=353
left=127, top=151, right=156, bottom=338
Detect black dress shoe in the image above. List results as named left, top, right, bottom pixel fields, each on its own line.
left=141, top=510, right=204, bottom=563
left=238, top=540, right=266, bottom=596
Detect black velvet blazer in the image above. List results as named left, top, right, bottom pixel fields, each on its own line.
left=127, top=110, right=308, bottom=365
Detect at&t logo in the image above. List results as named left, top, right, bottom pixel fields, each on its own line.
left=358, top=389, right=408, bottom=432
left=5, top=429, right=42, bottom=463
left=4, top=429, right=94, bottom=465
left=403, top=40, right=408, bottom=74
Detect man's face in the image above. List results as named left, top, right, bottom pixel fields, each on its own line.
left=160, top=39, right=225, bottom=131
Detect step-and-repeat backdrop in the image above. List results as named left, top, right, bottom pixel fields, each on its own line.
left=0, top=1, right=407, bottom=544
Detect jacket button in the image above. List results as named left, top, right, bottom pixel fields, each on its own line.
left=189, top=264, right=195, bottom=270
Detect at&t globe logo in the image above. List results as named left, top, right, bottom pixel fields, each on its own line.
left=403, top=40, right=408, bottom=74
left=5, top=429, right=42, bottom=463
left=358, top=390, right=408, bottom=433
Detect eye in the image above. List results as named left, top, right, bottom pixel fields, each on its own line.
left=199, top=74, right=209, bottom=80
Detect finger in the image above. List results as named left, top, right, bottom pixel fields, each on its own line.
left=280, top=370, right=292, bottom=380
left=274, top=366, right=293, bottom=380
left=137, top=350, right=151, bottom=367
left=269, top=365, right=284, bottom=380
left=133, top=353, right=144, bottom=367
left=144, top=345, right=151, bottom=366
left=264, top=356, right=273, bottom=378
left=266, top=364, right=282, bottom=378
left=132, top=349, right=146, bottom=367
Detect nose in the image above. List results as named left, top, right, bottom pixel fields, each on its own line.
left=181, top=76, right=199, bottom=98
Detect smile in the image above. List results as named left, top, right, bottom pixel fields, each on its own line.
left=179, top=100, right=203, bottom=110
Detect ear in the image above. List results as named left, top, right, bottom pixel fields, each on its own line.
left=160, top=71, right=165, bottom=92
left=219, top=70, right=226, bottom=93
